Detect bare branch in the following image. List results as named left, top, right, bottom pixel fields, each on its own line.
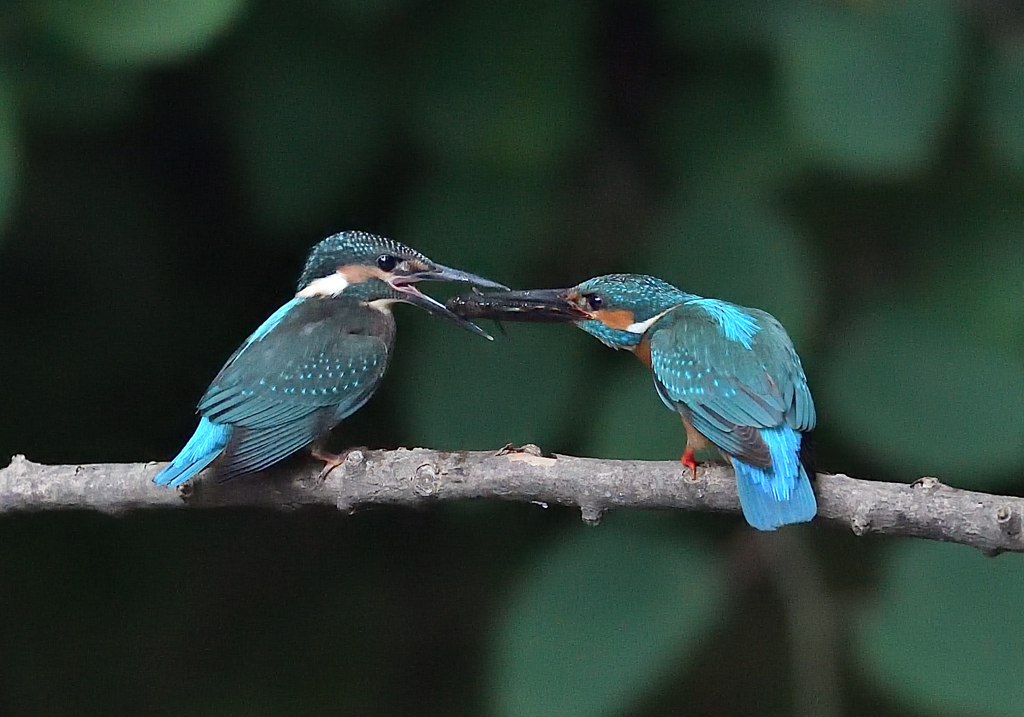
left=2, top=447, right=1022, bottom=554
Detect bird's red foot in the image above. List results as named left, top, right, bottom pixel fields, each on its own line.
left=681, top=448, right=698, bottom=481
left=311, top=446, right=349, bottom=483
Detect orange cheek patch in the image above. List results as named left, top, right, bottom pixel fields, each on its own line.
left=593, top=308, right=636, bottom=330
left=339, top=265, right=389, bottom=283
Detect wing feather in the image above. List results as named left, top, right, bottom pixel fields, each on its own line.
left=195, top=297, right=393, bottom=478
left=648, top=302, right=813, bottom=465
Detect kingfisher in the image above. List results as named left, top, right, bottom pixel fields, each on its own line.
left=153, top=231, right=506, bottom=488
left=447, top=274, right=816, bottom=531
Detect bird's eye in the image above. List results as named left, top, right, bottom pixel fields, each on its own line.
left=584, top=293, right=603, bottom=310
left=376, top=254, right=398, bottom=272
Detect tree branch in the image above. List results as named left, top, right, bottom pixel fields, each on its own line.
left=2, top=447, right=1022, bottom=554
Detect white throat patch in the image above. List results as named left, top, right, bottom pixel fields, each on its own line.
left=297, top=272, right=350, bottom=298
left=624, top=305, right=678, bottom=334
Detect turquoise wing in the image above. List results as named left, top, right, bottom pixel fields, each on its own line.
left=196, top=298, right=392, bottom=480
left=648, top=303, right=813, bottom=464
left=648, top=302, right=816, bottom=530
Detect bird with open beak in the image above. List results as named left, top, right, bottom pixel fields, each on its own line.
left=154, top=231, right=506, bottom=487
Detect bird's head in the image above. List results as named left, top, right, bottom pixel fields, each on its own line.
left=446, top=273, right=692, bottom=348
left=296, top=231, right=507, bottom=338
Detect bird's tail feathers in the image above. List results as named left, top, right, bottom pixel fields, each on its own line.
left=152, top=417, right=231, bottom=487
left=732, top=426, right=816, bottom=531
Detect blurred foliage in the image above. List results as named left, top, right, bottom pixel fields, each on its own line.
left=406, top=0, right=593, bottom=175
left=215, top=10, right=388, bottom=235
left=856, top=541, right=1024, bottom=716
left=17, top=45, right=144, bottom=129
left=647, top=188, right=819, bottom=342
left=391, top=320, right=592, bottom=451
left=2, top=0, right=1024, bottom=715
left=490, top=514, right=722, bottom=717
left=0, top=76, right=15, bottom=232
left=820, top=303, right=1024, bottom=489
left=31, top=0, right=247, bottom=66
left=395, top=167, right=555, bottom=284
left=775, top=0, right=963, bottom=176
left=583, top=365, right=684, bottom=461
left=655, top=66, right=803, bottom=192
left=982, top=42, right=1024, bottom=174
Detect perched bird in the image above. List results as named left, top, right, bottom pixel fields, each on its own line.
left=447, top=275, right=816, bottom=530
left=154, top=231, right=505, bottom=487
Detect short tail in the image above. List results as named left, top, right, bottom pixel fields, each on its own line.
left=153, top=417, right=231, bottom=487
left=731, top=425, right=817, bottom=531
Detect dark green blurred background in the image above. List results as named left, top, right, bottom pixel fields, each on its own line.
left=3, top=0, right=1024, bottom=715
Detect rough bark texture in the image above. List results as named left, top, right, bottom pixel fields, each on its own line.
left=2, top=447, right=1022, bottom=554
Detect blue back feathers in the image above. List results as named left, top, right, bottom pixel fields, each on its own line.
left=154, top=294, right=394, bottom=486
left=686, top=298, right=759, bottom=349
left=152, top=300, right=307, bottom=487
left=244, top=298, right=304, bottom=347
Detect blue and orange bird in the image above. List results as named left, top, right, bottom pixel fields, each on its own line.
left=153, top=231, right=505, bottom=487
left=448, top=275, right=817, bottom=530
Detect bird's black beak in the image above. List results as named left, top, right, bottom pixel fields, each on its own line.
left=397, top=263, right=509, bottom=291
left=445, top=288, right=590, bottom=323
left=395, top=286, right=495, bottom=339
left=390, top=262, right=508, bottom=340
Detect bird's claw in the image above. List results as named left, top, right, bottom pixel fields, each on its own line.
left=681, top=448, right=699, bottom=482
left=311, top=446, right=349, bottom=483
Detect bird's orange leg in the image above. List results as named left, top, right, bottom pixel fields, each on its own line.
left=680, top=447, right=698, bottom=482
left=311, top=445, right=349, bottom=483
left=680, top=416, right=709, bottom=482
